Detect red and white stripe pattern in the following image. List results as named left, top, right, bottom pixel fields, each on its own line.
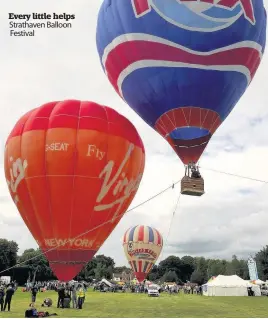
left=123, top=225, right=163, bottom=282
left=123, top=225, right=163, bottom=246
left=102, top=34, right=263, bottom=99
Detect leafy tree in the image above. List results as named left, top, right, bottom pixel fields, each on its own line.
left=239, top=259, right=249, bottom=280
left=225, top=261, right=235, bottom=275
left=148, top=272, right=158, bottom=282
left=229, top=255, right=248, bottom=279
left=207, top=259, right=226, bottom=278
left=158, top=256, right=182, bottom=279
left=0, top=238, right=18, bottom=273
left=194, top=257, right=208, bottom=283
left=94, top=263, right=107, bottom=280
left=19, top=248, right=55, bottom=281
left=95, top=255, right=115, bottom=269
left=147, top=265, right=159, bottom=281
left=181, top=256, right=195, bottom=281
left=256, top=246, right=268, bottom=280
left=82, top=255, right=115, bottom=281
left=113, top=266, right=131, bottom=274
left=163, top=270, right=178, bottom=283
left=190, top=269, right=204, bottom=285
left=181, top=256, right=195, bottom=268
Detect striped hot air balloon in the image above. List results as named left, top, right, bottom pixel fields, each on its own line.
left=123, top=225, right=163, bottom=282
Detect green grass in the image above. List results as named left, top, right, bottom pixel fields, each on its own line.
left=0, top=289, right=268, bottom=318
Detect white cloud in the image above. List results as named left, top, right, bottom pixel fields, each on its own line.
left=0, top=0, right=268, bottom=270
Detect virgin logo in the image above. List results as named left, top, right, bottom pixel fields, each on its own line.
left=6, top=157, right=28, bottom=205
left=94, top=143, right=143, bottom=222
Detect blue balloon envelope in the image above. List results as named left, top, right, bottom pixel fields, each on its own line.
left=96, top=0, right=266, bottom=164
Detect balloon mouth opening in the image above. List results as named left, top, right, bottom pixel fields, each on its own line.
left=169, top=127, right=210, bottom=140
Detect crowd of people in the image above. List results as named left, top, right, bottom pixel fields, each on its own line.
left=56, top=282, right=86, bottom=309
left=0, top=278, right=89, bottom=316
left=24, top=281, right=68, bottom=292
left=92, top=280, right=203, bottom=295
left=0, top=277, right=204, bottom=315
left=23, top=281, right=88, bottom=317
left=25, top=281, right=87, bottom=309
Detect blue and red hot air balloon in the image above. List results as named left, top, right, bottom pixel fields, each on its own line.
left=96, top=0, right=266, bottom=169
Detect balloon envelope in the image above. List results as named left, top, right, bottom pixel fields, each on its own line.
left=5, top=100, right=145, bottom=281
left=123, top=225, right=163, bottom=282
left=96, top=0, right=266, bottom=164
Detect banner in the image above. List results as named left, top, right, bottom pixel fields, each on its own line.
left=247, top=257, right=258, bottom=281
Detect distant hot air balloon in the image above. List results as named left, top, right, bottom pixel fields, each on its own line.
left=123, top=225, right=163, bottom=282
left=96, top=0, right=266, bottom=195
left=4, top=100, right=145, bottom=281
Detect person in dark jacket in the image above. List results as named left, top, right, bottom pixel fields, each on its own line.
left=31, top=285, right=38, bottom=303
left=3, top=285, right=15, bottom=311
left=0, top=285, right=5, bottom=311
left=57, top=285, right=65, bottom=308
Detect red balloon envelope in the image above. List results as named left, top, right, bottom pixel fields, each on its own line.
left=4, top=100, right=145, bottom=281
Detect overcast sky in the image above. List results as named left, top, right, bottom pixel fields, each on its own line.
left=1, top=1, right=268, bottom=268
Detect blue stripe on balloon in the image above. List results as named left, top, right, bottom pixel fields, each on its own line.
left=170, top=127, right=209, bottom=140
left=121, top=68, right=247, bottom=125
left=129, top=226, right=138, bottom=242
left=148, top=227, right=154, bottom=243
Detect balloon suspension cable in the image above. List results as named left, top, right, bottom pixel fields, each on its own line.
left=0, top=179, right=181, bottom=275
left=158, top=193, right=181, bottom=263
left=200, top=167, right=268, bottom=184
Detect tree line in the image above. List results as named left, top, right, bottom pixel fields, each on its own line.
left=0, top=238, right=267, bottom=285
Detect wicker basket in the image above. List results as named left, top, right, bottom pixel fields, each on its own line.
left=181, top=176, right=204, bottom=196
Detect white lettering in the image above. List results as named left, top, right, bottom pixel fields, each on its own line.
left=94, top=143, right=143, bottom=222
left=50, top=239, right=57, bottom=246
left=6, top=157, right=28, bottom=205
left=57, top=238, right=68, bottom=246
left=87, top=144, right=105, bottom=160
left=44, top=238, right=94, bottom=248
left=74, top=238, right=83, bottom=246
left=45, top=143, right=69, bottom=152
left=69, top=238, right=76, bottom=245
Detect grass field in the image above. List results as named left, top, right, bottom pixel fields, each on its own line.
left=0, top=289, right=268, bottom=318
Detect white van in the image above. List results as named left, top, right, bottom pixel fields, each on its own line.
left=147, top=285, right=160, bottom=297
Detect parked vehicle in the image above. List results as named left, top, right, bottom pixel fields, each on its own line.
left=147, top=285, right=160, bottom=297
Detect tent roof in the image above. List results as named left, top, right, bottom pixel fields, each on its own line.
left=252, top=279, right=265, bottom=285
left=205, top=275, right=249, bottom=287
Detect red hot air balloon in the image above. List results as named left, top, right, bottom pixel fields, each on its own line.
left=123, top=225, right=163, bottom=282
left=4, top=100, right=145, bottom=281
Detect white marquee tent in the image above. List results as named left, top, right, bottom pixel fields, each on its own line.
left=202, top=275, right=261, bottom=297
left=252, top=279, right=265, bottom=285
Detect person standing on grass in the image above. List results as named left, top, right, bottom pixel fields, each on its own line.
left=77, top=285, right=85, bottom=309
left=70, top=284, right=77, bottom=309
left=82, top=283, right=86, bottom=304
left=0, top=285, right=5, bottom=311
left=3, top=284, right=15, bottom=312
left=31, top=285, right=38, bottom=303
left=57, top=284, right=65, bottom=308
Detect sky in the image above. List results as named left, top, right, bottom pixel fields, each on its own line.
left=0, top=0, right=268, bottom=268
